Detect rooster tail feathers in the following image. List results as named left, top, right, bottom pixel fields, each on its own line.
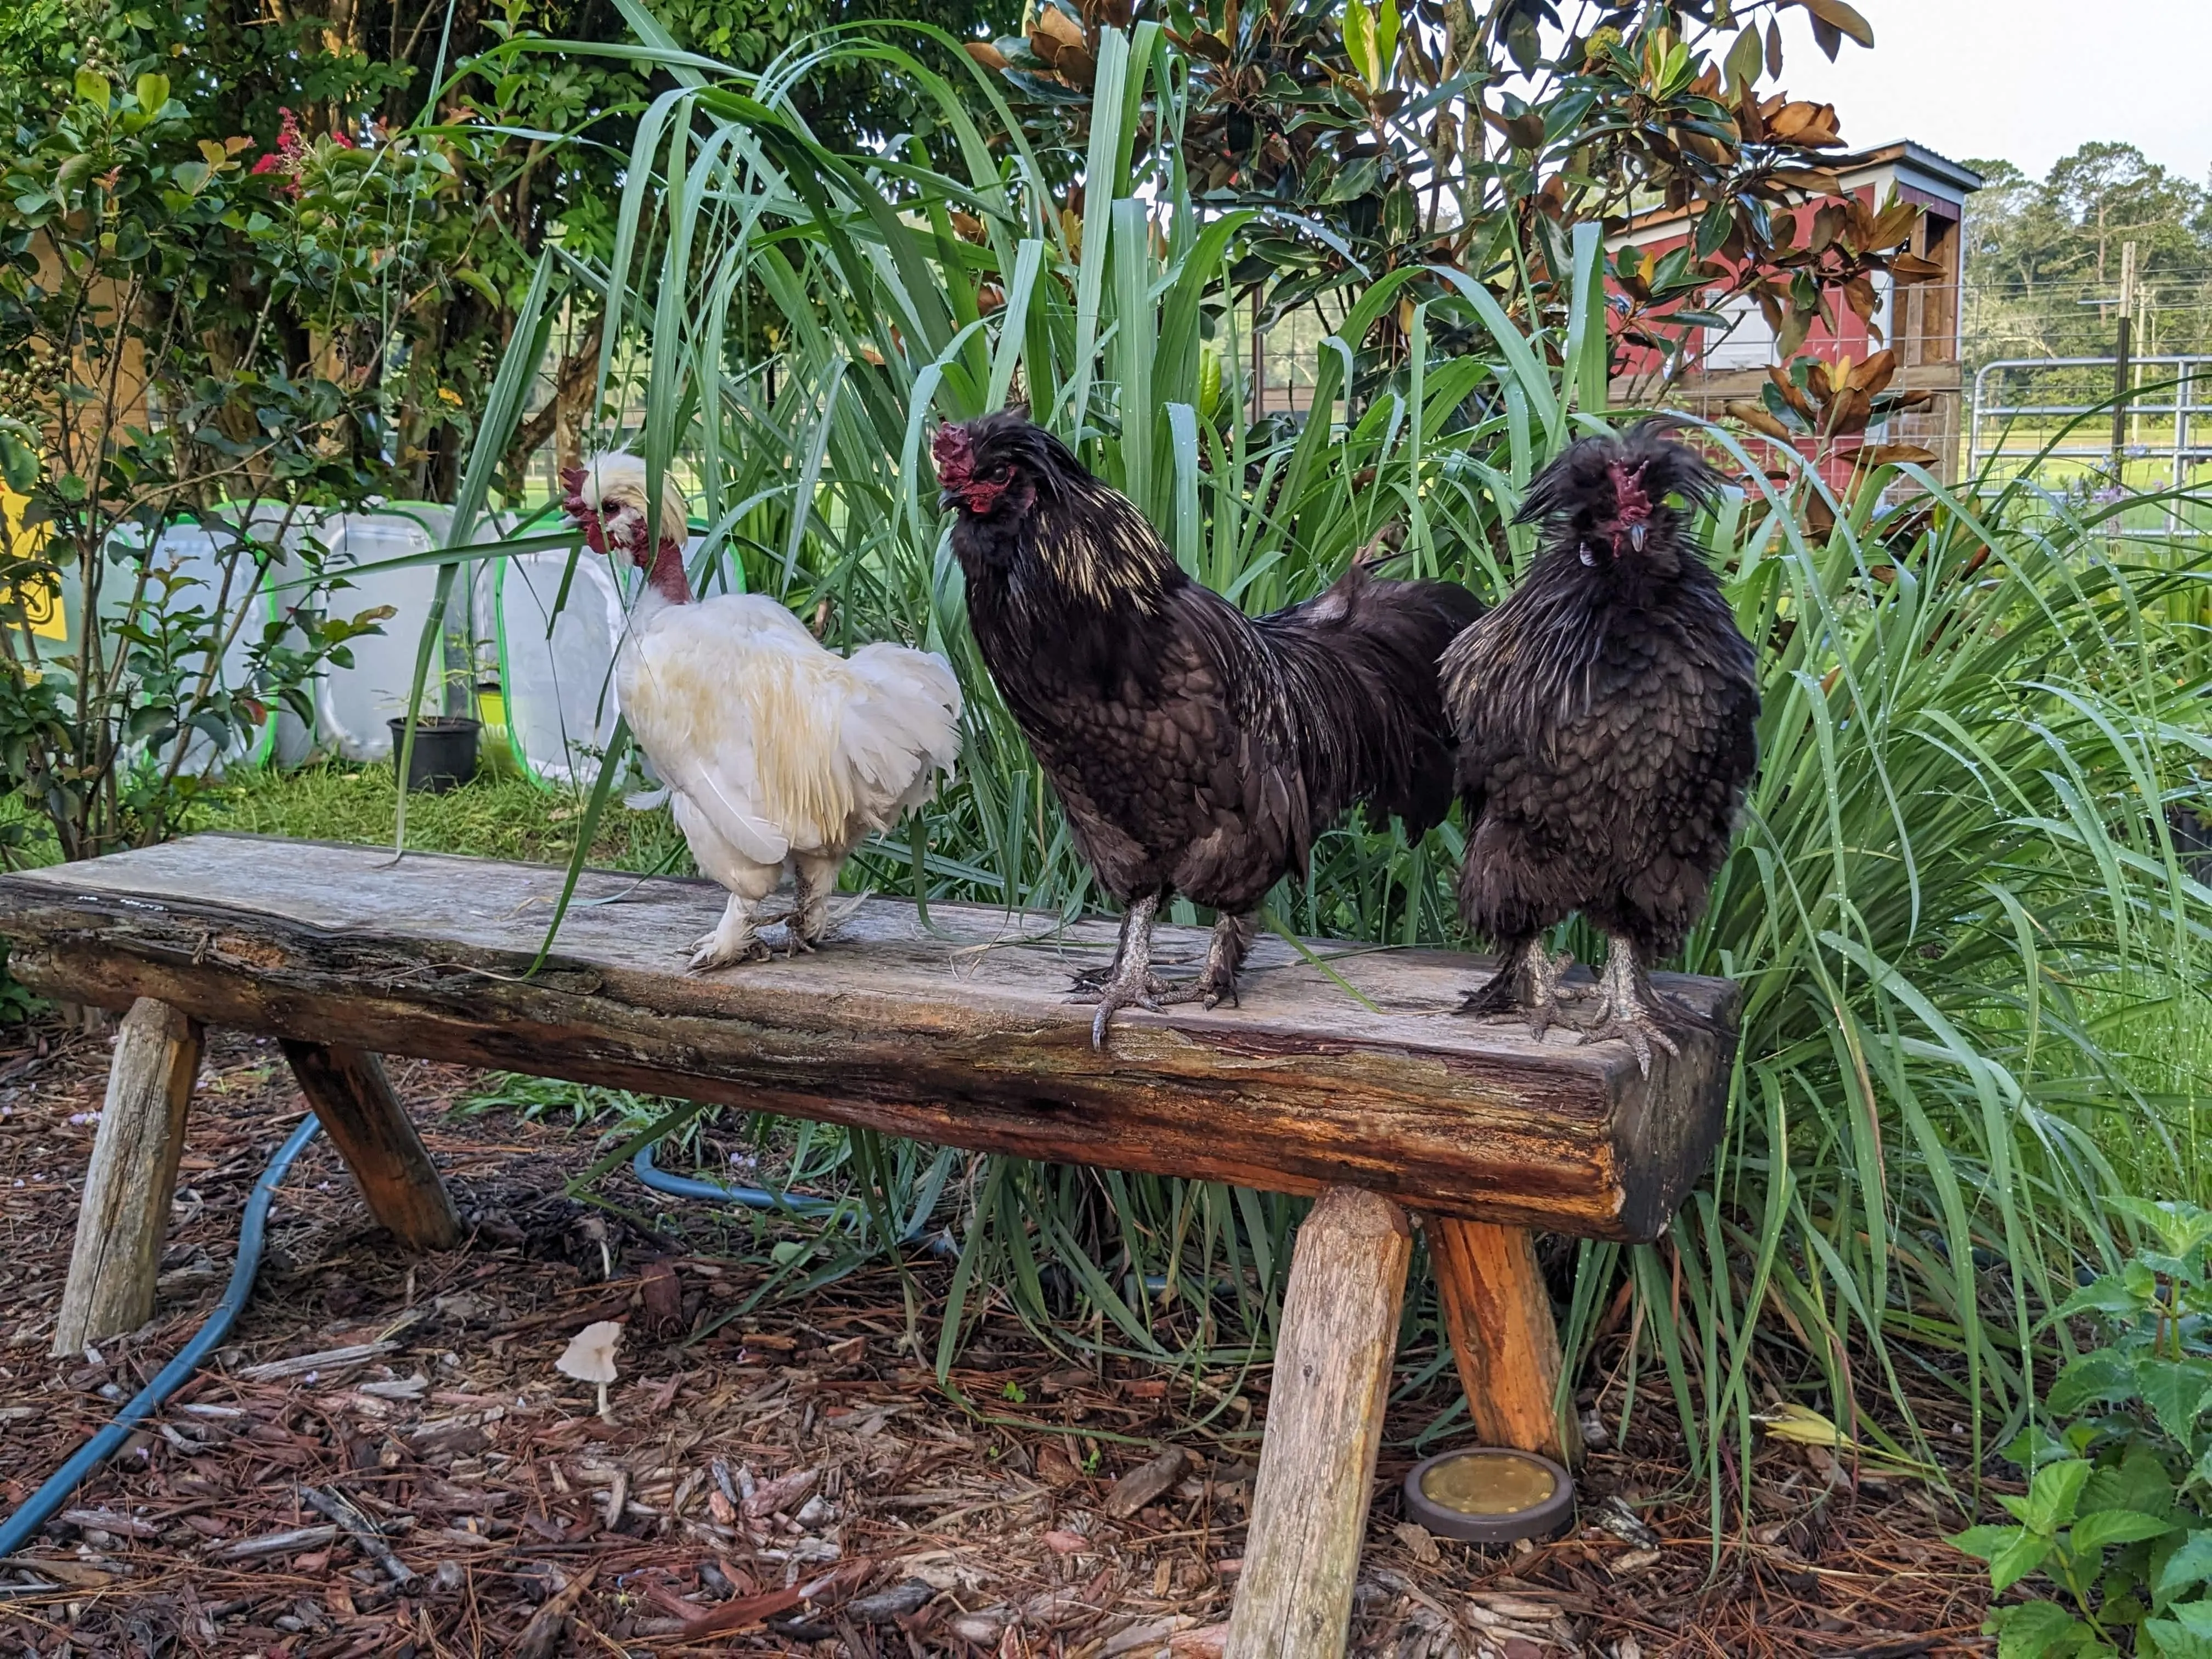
left=1269, top=566, right=1483, bottom=840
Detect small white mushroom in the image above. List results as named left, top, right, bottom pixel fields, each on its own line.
left=556, top=1320, right=624, bottom=1421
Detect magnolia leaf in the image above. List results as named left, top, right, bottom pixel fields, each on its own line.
left=1801, top=0, right=1875, bottom=48
left=1855, top=443, right=1939, bottom=470
left=1725, top=400, right=1796, bottom=443
left=1377, top=0, right=1401, bottom=89
left=1342, top=0, right=1380, bottom=88
left=1725, top=24, right=1762, bottom=96
left=1809, top=16, right=1842, bottom=58
left=1764, top=16, right=1783, bottom=77
left=1883, top=252, right=1945, bottom=285
left=963, top=40, right=1011, bottom=70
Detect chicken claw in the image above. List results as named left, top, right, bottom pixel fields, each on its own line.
left=1457, top=939, right=1575, bottom=1041
left=688, top=933, right=771, bottom=973
left=1575, top=940, right=1681, bottom=1077
left=687, top=898, right=771, bottom=973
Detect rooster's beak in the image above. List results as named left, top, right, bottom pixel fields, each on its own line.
left=1629, top=522, right=1648, bottom=553
left=938, top=487, right=962, bottom=512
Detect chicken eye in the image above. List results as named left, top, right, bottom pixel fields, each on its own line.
left=995, top=465, right=1014, bottom=479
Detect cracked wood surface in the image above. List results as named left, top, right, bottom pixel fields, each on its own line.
left=0, top=833, right=1739, bottom=1240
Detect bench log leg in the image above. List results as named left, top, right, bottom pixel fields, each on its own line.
left=53, top=997, right=203, bottom=1357
left=280, top=1042, right=462, bottom=1251
left=1430, top=1217, right=1580, bottom=1465
left=1226, top=1186, right=1411, bottom=1659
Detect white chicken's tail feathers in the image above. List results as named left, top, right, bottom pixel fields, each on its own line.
left=839, top=642, right=964, bottom=823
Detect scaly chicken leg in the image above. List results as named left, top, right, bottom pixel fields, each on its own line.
left=1073, top=907, right=1256, bottom=1043
left=1457, top=936, right=1576, bottom=1040
left=1577, top=936, right=1681, bottom=1077
left=1076, top=893, right=1169, bottom=1047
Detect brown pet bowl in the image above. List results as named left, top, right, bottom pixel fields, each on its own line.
left=1402, top=1448, right=1575, bottom=1544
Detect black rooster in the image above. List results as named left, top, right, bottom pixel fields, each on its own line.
left=937, top=410, right=1482, bottom=1044
left=1443, top=423, right=1759, bottom=1073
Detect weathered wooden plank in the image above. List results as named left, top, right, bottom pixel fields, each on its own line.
left=1226, top=1187, right=1410, bottom=1659
left=281, top=1042, right=462, bottom=1251
left=53, top=997, right=202, bottom=1356
left=1430, top=1218, right=1580, bottom=1464
left=0, top=835, right=1740, bottom=1239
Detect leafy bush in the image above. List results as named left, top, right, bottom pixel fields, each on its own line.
left=1954, top=1201, right=2212, bottom=1657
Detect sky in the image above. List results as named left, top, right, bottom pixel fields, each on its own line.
left=1772, top=0, right=2212, bottom=184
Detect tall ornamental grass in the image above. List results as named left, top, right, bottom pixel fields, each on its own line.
left=419, top=14, right=2212, bottom=1487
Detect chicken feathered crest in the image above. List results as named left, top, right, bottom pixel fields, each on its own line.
left=564, top=452, right=962, bottom=968
left=1442, top=421, right=1758, bottom=1072
left=938, top=409, right=1482, bottom=1042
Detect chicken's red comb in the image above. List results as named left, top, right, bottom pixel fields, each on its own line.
left=559, top=464, right=589, bottom=520
left=1608, top=459, right=1652, bottom=524
left=933, top=421, right=974, bottom=487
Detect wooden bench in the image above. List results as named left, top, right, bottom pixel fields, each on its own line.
left=0, top=833, right=1737, bottom=1657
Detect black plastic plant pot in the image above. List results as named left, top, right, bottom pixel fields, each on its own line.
left=388, top=715, right=481, bottom=794
left=1401, top=1448, right=1576, bottom=1545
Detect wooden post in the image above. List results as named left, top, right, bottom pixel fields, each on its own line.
left=281, top=1042, right=462, bottom=1251
left=1227, top=1187, right=1411, bottom=1659
left=1430, top=1217, right=1580, bottom=1465
left=53, top=998, right=203, bottom=1356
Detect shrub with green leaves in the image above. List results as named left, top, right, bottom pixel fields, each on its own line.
left=1955, top=1201, right=2212, bottom=1657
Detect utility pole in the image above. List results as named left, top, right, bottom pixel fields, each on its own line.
left=2112, top=239, right=2137, bottom=464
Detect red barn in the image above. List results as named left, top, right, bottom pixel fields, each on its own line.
left=1606, top=141, right=1983, bottom=484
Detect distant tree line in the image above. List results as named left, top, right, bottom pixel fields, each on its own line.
left=1963, top=141, right=2212, bottom=370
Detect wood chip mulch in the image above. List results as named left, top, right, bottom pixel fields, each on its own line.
left=0, top=1025, right=1998, bottom=1657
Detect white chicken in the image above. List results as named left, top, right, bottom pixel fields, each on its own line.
left=562, top=453, right=963, bottom=969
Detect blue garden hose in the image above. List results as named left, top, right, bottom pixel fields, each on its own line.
left=630, top=1143, right=961, bottom=1259
left=0, top=1115, right=323, bottom=1558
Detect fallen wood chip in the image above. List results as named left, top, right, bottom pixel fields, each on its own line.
left=300, top=1486, right=415, bottom=1585
left=1104, top=1445, right=1188, bottom=1519
left=0, top=1556, right=116, bottom=1587
left=236, top=1341, right=398, bottom=1381
left=1104, top=1615, right=1194, bottom=1656
left=514, top=1566, right=597, bottom=1659
left=1169, top=1624, right=1229, bottom=1658
left=216, top=1525, right=339, bottom=1560
left=59, top=1509, right=159, bottom=1538
left=743, top=1465, right=819, bottom=1521
left=843, top=1579, right=934, bottom=1624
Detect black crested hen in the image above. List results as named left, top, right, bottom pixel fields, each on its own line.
left=938, top=409, right=1482, bottom=1044
left=1442, top=422, right=1759, bottom=1073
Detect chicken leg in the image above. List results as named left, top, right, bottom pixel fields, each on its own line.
left=1457, top=936, right=1575, bottom=1040
left=689, top=891, right=772, bottom=972
left=1577, top=936, right=1681, bottom=1077
left=1072, top=905, right=1257, bottom=1042
left=787, top=851, right=846, bottom=956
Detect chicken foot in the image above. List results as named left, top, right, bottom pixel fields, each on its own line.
left=1456, top=937, right=1575, bottom=1040
left=1148, top=910, right=1256, bottom=1012
left=1070, top=906, right=1254, bottom=1031
left=688, top=892, right=772, bottom=972
left=1071, top=894, right=1182, bottom=1047
left=1576, top=937, right=1682, bottom=1077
